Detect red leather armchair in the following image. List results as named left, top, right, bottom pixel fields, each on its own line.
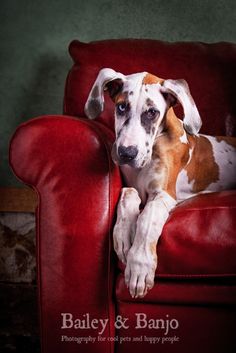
left=10, top=39, right=236, bottom=353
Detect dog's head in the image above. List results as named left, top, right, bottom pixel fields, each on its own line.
left=85, top=68, right=201, bottom=168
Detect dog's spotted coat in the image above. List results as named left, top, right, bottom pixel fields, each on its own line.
left=85, top=68, right=236, bottom=298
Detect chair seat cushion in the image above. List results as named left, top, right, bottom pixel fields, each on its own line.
left=118, top=190, right=236, bottom=278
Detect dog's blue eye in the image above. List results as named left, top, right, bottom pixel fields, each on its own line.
left=117, top=103, right=127, bottom=114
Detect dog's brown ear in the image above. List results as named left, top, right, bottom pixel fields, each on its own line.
left=84, top=68, right=125, bottom=119
left=161, top=79, right=202, bottom=135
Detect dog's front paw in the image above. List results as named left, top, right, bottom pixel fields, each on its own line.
left=125, top=247, right=157, bottom=298
left=113, top=221, right=135, bottom=264
left=113, top=187, right=141, bottom=264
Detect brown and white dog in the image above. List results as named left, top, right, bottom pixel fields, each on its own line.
left=85, top=68, right=236, bottom=298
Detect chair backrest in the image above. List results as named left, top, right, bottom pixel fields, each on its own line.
left=64, top=39, right=236, bottom=136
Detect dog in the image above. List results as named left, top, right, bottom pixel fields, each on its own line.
left=85, top=68, right=236, bottom=298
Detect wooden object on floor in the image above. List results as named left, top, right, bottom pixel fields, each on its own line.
left=0, top=187, right=37, bottom=213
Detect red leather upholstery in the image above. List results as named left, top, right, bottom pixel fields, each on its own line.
left=158, top=190, right=236, bottom=276
left=9, top=39, right=236, bottom=353
left=116, top=274, right=236, bottom=305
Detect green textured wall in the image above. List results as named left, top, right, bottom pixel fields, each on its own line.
left=0, top=0, right=235, bottom=186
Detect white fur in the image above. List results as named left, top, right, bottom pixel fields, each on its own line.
left=179, top=130, right=188, bottom=144
left=113, top=187, right=141, bottom=264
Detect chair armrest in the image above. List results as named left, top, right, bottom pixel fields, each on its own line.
left=9, top=115, right=122, bottom=353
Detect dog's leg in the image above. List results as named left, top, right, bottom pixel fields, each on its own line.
left=113, top=187, right=141, bottom=264
left=125, top=191, right=176, bottom=298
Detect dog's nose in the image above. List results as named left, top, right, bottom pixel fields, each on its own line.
left=118, top=145, right=138, bottom=162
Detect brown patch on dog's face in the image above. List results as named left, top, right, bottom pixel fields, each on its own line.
left=115, top=92, right=131, bottom=120
left=142, top=73, right=164, bottom=85
left=115, top=92, right=129, bottom=104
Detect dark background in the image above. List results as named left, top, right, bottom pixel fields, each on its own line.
left=0, top=0, right=235, bottom=186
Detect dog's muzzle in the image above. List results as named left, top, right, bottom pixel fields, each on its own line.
left=118, top=145, right=138, bottom=163
left=112, top=144, right=138, bottom=166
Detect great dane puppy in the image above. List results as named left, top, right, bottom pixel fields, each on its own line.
left=85, top=68, right=236, bottom=298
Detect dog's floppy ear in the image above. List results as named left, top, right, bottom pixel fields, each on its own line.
left=84, top=68, right=125, bottom=119
left=161, top=79, right=202, bottom=135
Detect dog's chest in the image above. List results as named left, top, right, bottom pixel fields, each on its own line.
left=120, top=164, right=158, bottom=204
